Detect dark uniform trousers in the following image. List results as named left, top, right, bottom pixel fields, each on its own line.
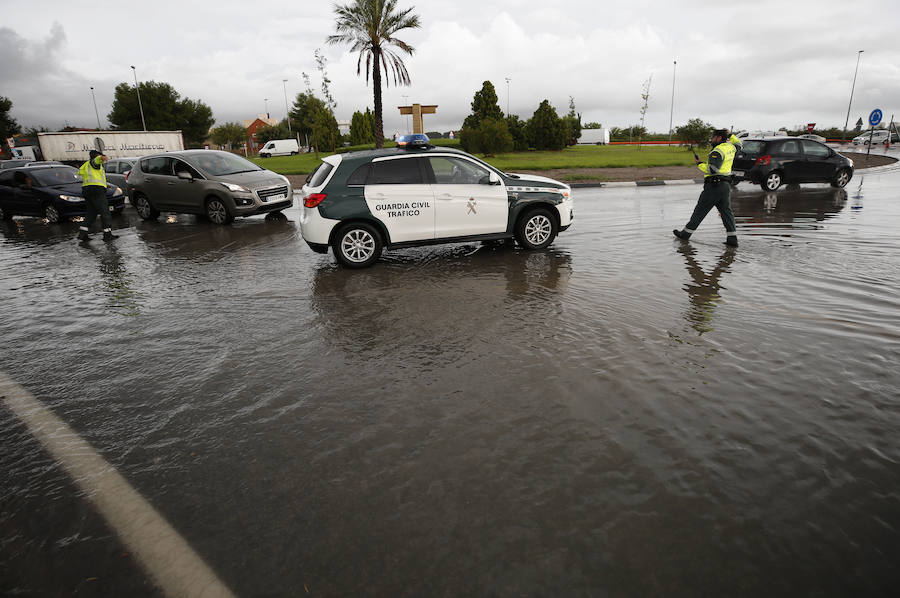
left=685, top=179, right=736, bottom=235
left=81, top=185, right=112, bottom=232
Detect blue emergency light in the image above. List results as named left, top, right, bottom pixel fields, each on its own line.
left=396, top=134, right=430, bottom=148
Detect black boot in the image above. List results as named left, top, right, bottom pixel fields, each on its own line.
left=673, top=229, right=691, bottom=240
left=103, top=230, right=119, bottom=242
left=77, top=230, right=90, bottom=242
left=724, top=236, right=738, bottom=247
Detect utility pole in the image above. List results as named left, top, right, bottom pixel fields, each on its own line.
left=131, top=66, right=147, bottom=131
left=90, top=86, right=101, bottom=129
left=668, top=61, right=676, bottom=144
left=842, top=50, right=864, bottom=143
left=283, top=79, right=291, bottom=134
left=505, top=77, right=511, bottom=116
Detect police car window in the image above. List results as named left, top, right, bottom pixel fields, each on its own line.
left=347, top=163, right=371, bottom=185
left=801, top=140, right=830, bottom=158
left=779, top=140, right=801, bottom=154
left=369, top=158, right=423, bottom=185
left=308, top=162, right=334, bottom=187
left=428, top=157, right=489, bottom=185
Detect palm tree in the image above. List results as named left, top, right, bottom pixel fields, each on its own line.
left=327, top=0, right=421, bottom=149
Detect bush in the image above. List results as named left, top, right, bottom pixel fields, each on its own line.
left=526, top=100, right=566, bottom=151
left=462, top=117, right=513, bottom=156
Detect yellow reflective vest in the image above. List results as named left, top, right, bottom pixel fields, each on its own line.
left=698, top=135, right=740, bottom=178
left=79, top=156, right=107, bottom=187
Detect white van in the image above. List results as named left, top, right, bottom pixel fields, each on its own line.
left=259, top=139, right=300, bottom=157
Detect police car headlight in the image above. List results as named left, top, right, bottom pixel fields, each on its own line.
left=221, top=182, right=249, bottom=193
left=59, top=194, right=83, bottom=202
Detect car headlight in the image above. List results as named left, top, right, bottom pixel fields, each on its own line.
left=112, top=186, right=123, bottom=196
left=59, top=194, right=83, bottom=202
left=220, top=182, right=249, bottom=193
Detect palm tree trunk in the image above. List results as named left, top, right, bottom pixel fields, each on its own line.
left=373, top=48, right=384, bottom=149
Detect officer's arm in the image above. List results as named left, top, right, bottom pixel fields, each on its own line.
left=700, top=150, right=724, bottom=175
left=728, top=133, right=743, bottom=149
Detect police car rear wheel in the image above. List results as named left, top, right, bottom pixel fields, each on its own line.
left=516, top=208, right=557, bottom=250
left=335, top=223, right=382, bottom=268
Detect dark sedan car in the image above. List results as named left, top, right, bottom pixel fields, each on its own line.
left=732, top=137, right=854, bottom=191
left=0, top=165, right=126, bottom=223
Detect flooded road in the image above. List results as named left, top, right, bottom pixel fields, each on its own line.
left=2, top=164, right=899, bottom=596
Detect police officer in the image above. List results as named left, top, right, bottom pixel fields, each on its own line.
left=77, top=149, right=118, bottom=243
left=673, top=129, right=741, bottom=247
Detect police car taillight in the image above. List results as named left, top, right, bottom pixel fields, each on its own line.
left=304, top=193, right=326, bottom=208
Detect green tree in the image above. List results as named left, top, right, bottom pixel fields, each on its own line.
left=1, top=96, right=21, bottom=156
left=526, top=100, right=567, bottom=150
left=506, top=115, right=528, bottom=151
left=675, top=118, right=714, bottom=147
left=562, top=96, right=582, bottom=146
left=350, top=108, right=375, bottom=145
left=209, top=122, right=248, bottom=149
left=328, top=0, right=421, bottom=149
left=464, top=117, right=513, bottom=156
left=107, top=81, right=214, bottom=146
left=255, top=122, right=292, bottom=146
left=460, top=81, right=506, bottom=153
left=583, top=122, right=602, bottom=129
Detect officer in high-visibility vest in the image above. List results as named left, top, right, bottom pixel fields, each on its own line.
left=77, top=149, right=118, bottom=243
left=673, top=129, right=741, bottom=247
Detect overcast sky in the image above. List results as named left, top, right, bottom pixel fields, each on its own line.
left=3, top=0, right=899, bottom=136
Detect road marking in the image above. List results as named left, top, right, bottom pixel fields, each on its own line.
left=0, top=370, right=236, bottom=598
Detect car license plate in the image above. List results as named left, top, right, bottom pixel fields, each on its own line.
left=267, top=194, right=286, bottom=202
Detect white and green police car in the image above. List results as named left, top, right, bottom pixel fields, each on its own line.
left=299, top=135, right=574, bottom=268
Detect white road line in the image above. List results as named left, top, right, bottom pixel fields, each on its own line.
left=0, top=370, right=237, bottom=598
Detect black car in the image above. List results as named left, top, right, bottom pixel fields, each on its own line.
left=0, top=165, right=126, bottom=223
left=732, top=137, right=854, bottom=191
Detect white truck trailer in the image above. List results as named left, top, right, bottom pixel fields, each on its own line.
left=577, top=128, right=610, bottom=145
left=19, top=131, right=184, bottom=164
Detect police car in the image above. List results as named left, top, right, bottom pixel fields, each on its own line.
left=299, top=135, right=574, bottom=267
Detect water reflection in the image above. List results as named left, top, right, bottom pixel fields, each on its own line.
left=310, top=245, right=572, bottom=359
left=732, top=187, right=847, bottom=229
left=93, top=245, right=140, bottom=316
left=133, top=216, right=297, bottom=263
left=678, top=243, right=736, bottom=334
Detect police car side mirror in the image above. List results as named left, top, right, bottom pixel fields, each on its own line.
left=481, top=172, right=501, bottom=185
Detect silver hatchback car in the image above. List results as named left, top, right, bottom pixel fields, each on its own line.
left=128, top=150, right=292, bottom=224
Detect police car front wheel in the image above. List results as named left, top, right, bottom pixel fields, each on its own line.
left=515, top=208, right=557, bottom=250
left=335, top=222, right=383, bottom=268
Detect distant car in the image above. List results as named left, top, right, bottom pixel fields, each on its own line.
left=798, top=133, right=826, bottom=144
left=0, top=165, right=126, bottom=223
left=103, top=158, right=137, bottom=199
left=1, top=159, right=33, bottom=170
left=128, top=150, right=293, bottom=224
left=299, top=135, right=573, bottom=268
left=852, top=130, right=898, bottom=145
left=732, top=137, right=854, bottom=191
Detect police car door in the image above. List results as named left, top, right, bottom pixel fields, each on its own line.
left=364, top=156, right=434, bottom=242
left=427, top=156, right=507, bottom=238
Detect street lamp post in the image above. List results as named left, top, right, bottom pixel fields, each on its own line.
left=130, top=66, right=147, bottom=131
left=668, top=61, right=676, bottom=144
left=505, top=77, right=511, bottom=116
left=264, top=98, right=269, bottom=119
left=283, top=79, right=291, bottom=134
left=842, top=50, right=864, bottom=143
left=402, top=94, right=410, bottom=133
left=90, top=86, right=101, bottom=129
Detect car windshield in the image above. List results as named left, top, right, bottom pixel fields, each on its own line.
left=28, top=166, right=81, bottom=186
left=741, top=140, right=766, bottom=154
left=190, top=152, right=263, bottom=176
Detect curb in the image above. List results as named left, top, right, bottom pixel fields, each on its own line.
left=571, top=178, right=705, bottom=189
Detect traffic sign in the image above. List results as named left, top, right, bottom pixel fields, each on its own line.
left=869, top=109, right=883, bottom=127
left=807, top=123, right=815, bottom=132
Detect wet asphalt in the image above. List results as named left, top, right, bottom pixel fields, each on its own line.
left=2, top=159, right=900, bottom=597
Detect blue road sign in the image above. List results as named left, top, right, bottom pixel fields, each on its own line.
left=869, top=109, right=883, bottom=127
